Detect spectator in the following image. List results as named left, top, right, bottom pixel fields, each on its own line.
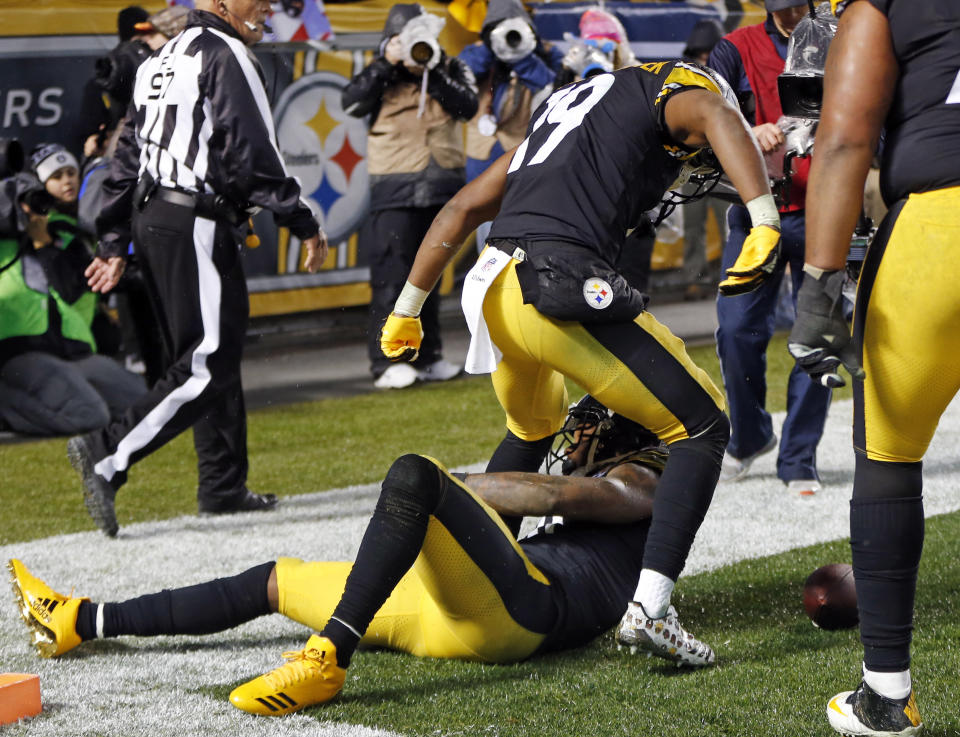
left=0, top=173, right=146, bottom=436
left=458, top=0, right=563, bottom=249
left=31, top=143, right=122, bottom=357
left=81, top=114, right=166, bottom=384
left=709, top=0, right=831, bottom=496
left=68, top=0, right=327, bottom=536
left=75, top=6, right=150, bottom=154
left=555, top=7, right=637, bottom=87
left=342, top=3, right=477, bottom=389
left=131, top=5, right=189, bottom=50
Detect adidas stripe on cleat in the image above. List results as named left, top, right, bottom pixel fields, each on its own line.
left=230, top=635, right=347, bottom=716
left=615, top=602, right=715, bottom=667
left=827, top=680, right=924, bottom=736
left=8, top=559, right=86, bottom=658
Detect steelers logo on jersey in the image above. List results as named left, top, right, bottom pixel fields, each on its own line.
left=583, top=278, right=614, bottom=310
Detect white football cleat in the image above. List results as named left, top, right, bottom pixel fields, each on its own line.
left=615, top=602, right=715, bottom=667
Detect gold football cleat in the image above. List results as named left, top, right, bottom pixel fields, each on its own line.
left=8, top=559, right=86, bottom=658
left=230, top=635, right=347, bottom=716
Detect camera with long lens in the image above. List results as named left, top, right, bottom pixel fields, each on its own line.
left=0, top=138, right=26, bottom=238
left=561, top=36, right=615, bottom=80
left=488, top=17, right=537, bottom=63
left=95, top=39, right=151, bottom=107
left=0, top=138, right=25, bottom=180
left=399, top=13, right=445, bottom=70
left=776, top=3, right=870, bottom=279
left=0, top=138, right=56, bottom=241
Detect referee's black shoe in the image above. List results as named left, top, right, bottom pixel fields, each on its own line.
left=199, top=487, right=278, bottom=516
left=67, top=435, right=119, bottom=538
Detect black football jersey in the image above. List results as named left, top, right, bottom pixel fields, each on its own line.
left=867, top=0, right=960, bottom=203
left=487, top=62, right=724, bottom=265
left=522, top=517, right=648, bottom=653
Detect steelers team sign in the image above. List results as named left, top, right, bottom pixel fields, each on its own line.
left=274, top=71, right=369, bottom=252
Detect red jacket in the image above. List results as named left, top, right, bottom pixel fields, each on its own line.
left=726, top=22, right=809, bottom=212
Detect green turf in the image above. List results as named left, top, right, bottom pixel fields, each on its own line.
left=200, top=514, right=959, bottom=737
left=0, top=333, right=852, bottom=545
left=4, top=332, right=952, bottom=736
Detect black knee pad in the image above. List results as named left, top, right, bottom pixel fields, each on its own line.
left=382, top=453, right=444, bottom=513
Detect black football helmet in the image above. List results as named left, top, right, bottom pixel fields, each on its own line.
left=547, top=395, right=666, bottom=476
left=652, top=64, right=738, bottom=227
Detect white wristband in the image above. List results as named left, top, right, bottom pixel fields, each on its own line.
left=394, top=280, right=429, bottom=317
left=745, top=194, right=780, bottom=229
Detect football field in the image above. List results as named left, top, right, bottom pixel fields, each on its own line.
left=3, top=397, right=960, bottom=736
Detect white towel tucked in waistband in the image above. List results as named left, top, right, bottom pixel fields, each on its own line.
left=461, top=246, right=519, bottom=374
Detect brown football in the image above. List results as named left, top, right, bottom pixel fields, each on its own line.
left=803, top=563, right=859, bottom=630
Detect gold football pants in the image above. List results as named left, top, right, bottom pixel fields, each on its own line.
left=853, top=185, right=960, bottom=462
left=275, top=475, right=551, bottom=663
left=482, top=259, right=725, bottom=442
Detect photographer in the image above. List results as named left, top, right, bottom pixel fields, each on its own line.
left=459, top=0, right=563, bottom=185
left=0, top=144, right=145, bottom=437
left=31, top=143, right=123, bottom=358
left=555, top=7, right=638, bottom=88
left=75, top=6, right=151, bottom=155
left=342, top=3, right=478, bottom=390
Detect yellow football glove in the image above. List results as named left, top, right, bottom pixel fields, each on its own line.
left=380, top=313, right=423, bottom=362
left=718, top=225, right=781, bottom=296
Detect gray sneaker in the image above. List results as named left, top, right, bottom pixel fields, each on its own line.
left=719, top=433, right=777, bottom=482
left=66, top=436, right=118, bottom=537
left=415, top=359, right=461, bottom=382
left=616, top=602, right=715, bottom=667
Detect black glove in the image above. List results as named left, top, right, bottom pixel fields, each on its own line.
left=787, top=268, right=865, bottom=388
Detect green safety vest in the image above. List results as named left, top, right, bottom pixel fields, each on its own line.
left=0, top=235, right=97, bottom=353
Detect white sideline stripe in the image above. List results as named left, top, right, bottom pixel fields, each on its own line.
left=95, top=217, right=221, bottom=481
left=4, top=397, right=960, bottom=736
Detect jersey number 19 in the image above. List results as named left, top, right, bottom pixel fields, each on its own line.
left=508, top=74, right=615, bottom=173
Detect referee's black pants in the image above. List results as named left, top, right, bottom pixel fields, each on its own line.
left=84, top=196, right=250, bottom=507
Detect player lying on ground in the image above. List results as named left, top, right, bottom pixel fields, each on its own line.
left=11, top=401, right=706, bottom=717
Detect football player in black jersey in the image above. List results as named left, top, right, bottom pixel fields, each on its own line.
left=787, top=1, right=960, bottom=734
left=11, top=403, right=683, bottom=716
left=379, top=61, right=780, bottom=668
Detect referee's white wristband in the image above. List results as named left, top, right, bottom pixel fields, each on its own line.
left=745, top=194, right=780, bottom=230
left=394, top=280, right=429, bottom=317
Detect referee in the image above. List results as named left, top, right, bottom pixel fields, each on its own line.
left=69, top=0, right=327, bottom=536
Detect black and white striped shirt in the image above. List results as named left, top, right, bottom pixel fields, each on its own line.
left=97, top=10, right=317, bottom=257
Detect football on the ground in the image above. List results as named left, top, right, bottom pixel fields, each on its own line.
left=803, top=563, right=859, bottom=630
